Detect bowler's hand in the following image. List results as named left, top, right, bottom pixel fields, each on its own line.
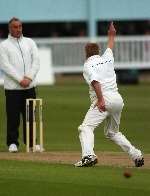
left=96, top=98, right=106, bottom=112
left=108, top=21, right=116, bottom=36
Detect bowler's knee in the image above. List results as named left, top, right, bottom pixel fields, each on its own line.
left=78, top=125, right=85, bottom=133
left=78, top=124, right=93, bottom=133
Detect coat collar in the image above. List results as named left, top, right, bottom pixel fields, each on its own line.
left=8, top=34, right=23, bottom=41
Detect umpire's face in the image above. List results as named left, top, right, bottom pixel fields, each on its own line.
left=9, top=20, right=22, bottom=38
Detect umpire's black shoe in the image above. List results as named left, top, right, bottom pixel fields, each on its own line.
left=74, top=155, right=98, bottom=167
left=134, top=157, right=144, bottom=167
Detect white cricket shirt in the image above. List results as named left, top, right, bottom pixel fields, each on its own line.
left=83, top=48, right=118, bottom=102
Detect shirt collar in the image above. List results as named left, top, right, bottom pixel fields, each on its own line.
left=8, top=34, right=23, bottom=41
left=86, top=55, right=100, bottom=63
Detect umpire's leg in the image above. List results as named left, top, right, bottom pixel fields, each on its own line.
left=5, top=90, right=21, bottom=147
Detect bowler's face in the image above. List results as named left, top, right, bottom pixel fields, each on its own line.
left=9, top=20, right=22, bottom=38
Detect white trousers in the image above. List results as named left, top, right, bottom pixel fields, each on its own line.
left=78, top=92, right=142, bottom=160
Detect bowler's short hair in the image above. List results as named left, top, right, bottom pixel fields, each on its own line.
left=85, top=43, right=100, bottom=59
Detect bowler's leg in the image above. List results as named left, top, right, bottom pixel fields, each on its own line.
left=75, top=105, right=108, bottom=167
left=105, top=112, right=144, bottom=167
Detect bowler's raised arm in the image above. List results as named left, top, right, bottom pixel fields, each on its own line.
left=107, top=21, right=116, bottom=49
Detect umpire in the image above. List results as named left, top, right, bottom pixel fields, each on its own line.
left=0, top=17, right=40, bottom=152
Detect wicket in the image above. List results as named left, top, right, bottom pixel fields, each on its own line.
left=26, top=98, right=43, bottom=152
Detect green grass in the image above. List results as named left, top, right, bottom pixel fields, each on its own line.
left=0, top=82, right=150, bottom=152
left=0, top=81, right=150, bottom=195
left=0, top=160, right=150, bottom=196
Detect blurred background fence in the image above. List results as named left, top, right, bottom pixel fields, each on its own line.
left=35, top=36, right=150, bottom=74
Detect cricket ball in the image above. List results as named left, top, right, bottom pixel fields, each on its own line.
left=123, top=171, right=132, bottom=178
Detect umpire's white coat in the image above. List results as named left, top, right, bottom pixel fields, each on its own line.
left=0, top=34, right=40, bottom=90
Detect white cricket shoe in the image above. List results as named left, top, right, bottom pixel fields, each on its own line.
left=9, top=144, right=18, bottom=153
left=129, top=148, right=144, bottom=167
left=74, top=155, right=98, bottom=167
left=134, top=157, right=144, bottom=167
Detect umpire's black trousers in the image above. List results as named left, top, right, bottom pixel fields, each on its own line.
left=5, top=87, right=36, bottom=147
